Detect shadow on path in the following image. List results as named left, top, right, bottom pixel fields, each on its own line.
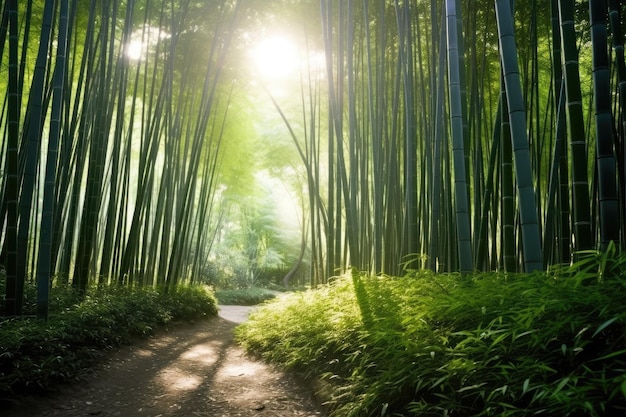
left=4, top=312, right=325, bottom=417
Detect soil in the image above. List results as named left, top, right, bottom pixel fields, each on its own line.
left=2, top=306, right=327, bottom=417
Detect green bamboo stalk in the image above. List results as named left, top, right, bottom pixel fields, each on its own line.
left=72, top=0, right=117, bottom=292
left=52, top=0, right=93, bottom=280
left=413, top=2, right=431, bottom=269
left=345, top=0, right=363, bottom=269
left=37, top=0, right=70, bottom=320
left=607, top=0, right=626, bottom=245
left=589, top=0, right=619, bottom=250
left=321, top=0, right=337, bottom=279
left=466, top=2, right=482, bottom=263
left=444, top=137, right=457, bottom=271
left=476, top=101, right=501, bottom=269
left=544, top=82, right=570, bottom=265
left=495, top=0, right=543, bottom=271
left=558, top=0, right=593, bottom=252
left=16, top=0, right=54, bottom=315
left=429, top=10, right=447, bottom=271
left=386, top=38, right=404, bottom=274
left=119, top=46, right=169, bottom=281
left=321, top=0, right=351, bottom=274
left=455, top=0, right=471, bottom=214
left=4, top=0, right=19, bottom=316
left=396, top=0, right=419, bottom=266
left=445, top=0, right=473, bottom=273
left=500, top=86, right=517, bottom=271
left=0, top=3, right=8, bottom=254
left=99, top=0, right=135, bottom=284
left=545, top=0, right=571, bottom=265
left=0, top=3, right=8, bottom=67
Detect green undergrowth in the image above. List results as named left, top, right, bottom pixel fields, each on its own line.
left=236, top=266, right=626, bottom=416
left=0, top=284, right=217, bottom=403
left=215, top=287, right=278, bottom=305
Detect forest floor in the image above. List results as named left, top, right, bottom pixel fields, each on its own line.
left=3, top=305, right=327, bottom=417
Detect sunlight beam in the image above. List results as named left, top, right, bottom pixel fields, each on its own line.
left=249, top=35, right=299, bottom=80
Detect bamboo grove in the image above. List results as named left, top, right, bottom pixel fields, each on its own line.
left=288, top=0, right=626, bottom=281
left=1, top=0, right=626, bottom=317
left=0, top=0, right=241, bottom=318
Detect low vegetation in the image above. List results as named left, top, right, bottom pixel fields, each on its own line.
left=0, top=283, right=217, bottom=403
left=237, top=257, right=626, bottom=416
left=215, top=287, right=278, bottom=305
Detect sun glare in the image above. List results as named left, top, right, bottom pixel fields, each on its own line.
left=250, top=35, right=300, bottom=80
left=125, top=39, right=144, bottom=61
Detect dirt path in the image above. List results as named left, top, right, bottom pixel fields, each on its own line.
left=3, top=306, right=326, bottom=417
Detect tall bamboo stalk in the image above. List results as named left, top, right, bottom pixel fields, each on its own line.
left=445, top=0, right=473, bottom=272
left=17, top=0, right=54, bottom=315
left=607, top=0, right=626, bottom=244
left=589, top=0, right=619, bottom=250
left=558, top=0, right=593, bottom=253
left=495, top=0, right=543, bottom=271
left=4, top=0, right=19, bottom=315
left=37, top=0, right=70, bottom=320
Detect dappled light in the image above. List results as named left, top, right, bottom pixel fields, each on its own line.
left=124, top=39, right=144, bottom=61
left=179, top=344, right=220, bottom=362
left=217, top=361, right=265, bottom=378
left=124, top=26, right=171, bottom=62
left=132, top=348, right=154, bottom=358
left=238, top=270, right=626, bottom=415
left=157, top=367, right=204, bottom=391
left=2, top=310, right=323, bottom=416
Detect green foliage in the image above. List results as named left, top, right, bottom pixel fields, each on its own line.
left=215, top=287, right=278, bottom=305
left=0, top=284, right=217, bottom=401
left=237, top=267, right=626, bottom=416
left=206, top=173, right=303, bottom=289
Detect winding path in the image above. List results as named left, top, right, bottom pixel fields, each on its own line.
left=4, top=306, right=326, bottom=417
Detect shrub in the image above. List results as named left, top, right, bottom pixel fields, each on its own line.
left=0, top=284, right=217, bottom=402
left=215, top=287, right=278, bottom=305
left=237, top=269, right=626, bottom=416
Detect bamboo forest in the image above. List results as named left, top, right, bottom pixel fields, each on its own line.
left=2, top=0, right=626, bottom=416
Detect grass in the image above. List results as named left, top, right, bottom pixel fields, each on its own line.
left=236, top=263, right=626, bottom=416
left=215, top=287, right=278, bottom=305
left=0, top=283, right=217, bottom=404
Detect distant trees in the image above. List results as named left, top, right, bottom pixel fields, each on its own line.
left=207, top=188, right=297, bottom=288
